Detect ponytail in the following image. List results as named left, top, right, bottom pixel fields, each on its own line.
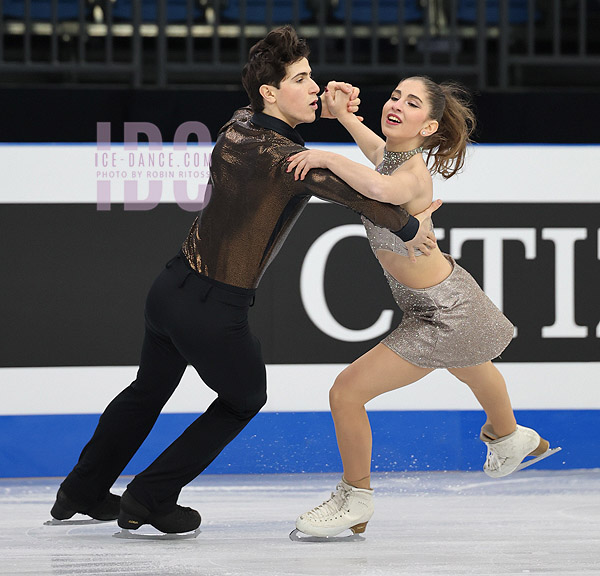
left=405, top=76, right=476, bottom=179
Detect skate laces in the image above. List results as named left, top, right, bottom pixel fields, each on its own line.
left=305, top=483, right=350, bottom=519
left=485, top=445, right=507, bottom=471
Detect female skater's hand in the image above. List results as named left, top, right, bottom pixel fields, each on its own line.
left=320, top=81, right=363, bottom=121
left=405, top=199, right=443, bottom=263
left=287, top=149, right=332, bottom=180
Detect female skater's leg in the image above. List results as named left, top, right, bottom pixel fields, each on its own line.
left=330, top=344, right=433, bottom=488
left=448, top=361, right=516, bottom=437
left=293, top=345, right=432, bottom=538
left=448, top=362, right=552, bottom=477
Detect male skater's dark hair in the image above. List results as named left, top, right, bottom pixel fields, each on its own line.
left=242, top=25, right=310, bottom=112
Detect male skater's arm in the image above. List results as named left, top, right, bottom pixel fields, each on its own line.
left=284, top=158, right=438, bottom=247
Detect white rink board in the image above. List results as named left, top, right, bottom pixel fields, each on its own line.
left=1, top=363, right=599, bottom=416
left=0, top=143, right=598, bottom=204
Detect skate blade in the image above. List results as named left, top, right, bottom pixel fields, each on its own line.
left=515, top=446, right=562, bottom=472
left=113, top=528, right=201, bottom=541
left=289, top=528, right=365, bottom=543
left=44, top=518, right=112, bottom=526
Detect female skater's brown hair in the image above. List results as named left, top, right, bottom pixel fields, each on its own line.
left=405, top=76, right=476, bottom=179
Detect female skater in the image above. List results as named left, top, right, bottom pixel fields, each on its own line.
left=286, top=76, right=558, bottom=538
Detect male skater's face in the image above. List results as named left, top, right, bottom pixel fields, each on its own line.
left=262, top=57, right=320, bottom=128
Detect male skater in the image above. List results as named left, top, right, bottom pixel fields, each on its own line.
left=51, top=25, right=439, bottom=535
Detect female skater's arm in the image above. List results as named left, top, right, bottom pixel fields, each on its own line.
left=286, top=148, right=422, bottom=206
left=324, top=86, right=384, bottom=165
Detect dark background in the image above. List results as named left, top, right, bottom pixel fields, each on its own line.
left=2, top=86, right=600, bottom=144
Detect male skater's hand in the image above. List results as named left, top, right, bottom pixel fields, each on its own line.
left=405, top=200, right=442, bottom=263
left=320, top=81, right=362, bottom=121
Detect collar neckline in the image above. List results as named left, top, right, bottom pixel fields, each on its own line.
left=384, top=146, right=423, bottom=158
left=251, top=112, right=305, bottom=146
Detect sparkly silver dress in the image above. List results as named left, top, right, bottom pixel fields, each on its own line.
left=362, top=148, right=514, bottom=369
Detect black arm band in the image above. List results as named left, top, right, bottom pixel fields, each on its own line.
left=394, top=215, right=419, bottom=242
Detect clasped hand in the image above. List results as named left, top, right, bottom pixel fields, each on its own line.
left=320, top=81, right=362, bottom=120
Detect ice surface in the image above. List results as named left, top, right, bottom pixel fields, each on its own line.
left=1, top=470, right=599, bottom=575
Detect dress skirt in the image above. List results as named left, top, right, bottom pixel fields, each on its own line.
left=382, top=254, right=514, bottom=369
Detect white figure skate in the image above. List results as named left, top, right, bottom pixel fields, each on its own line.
left=290, top=478, right=373, bottom=541
left=481, top=424, right=562, bottom=478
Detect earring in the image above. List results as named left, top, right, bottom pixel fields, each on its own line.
left=421, top=131, right=427, bottom=136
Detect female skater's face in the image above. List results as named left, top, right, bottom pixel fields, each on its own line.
left=381, top=78, right=433, bottom=143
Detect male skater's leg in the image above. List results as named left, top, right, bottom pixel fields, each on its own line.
left=120, top=271, right=267, bottom=528
left=125, top=327, right=267, bottom=513
left=59, top=328, right=188, bottom=501
left=52, top=263, right=189, bottom=521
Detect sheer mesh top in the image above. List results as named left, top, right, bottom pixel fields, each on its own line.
left=181, top=108, right=412, bottom=289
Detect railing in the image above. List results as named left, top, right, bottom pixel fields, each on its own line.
left=497, top=0, right=600, bottom=89
left=1, top=0, right=599, bottom=90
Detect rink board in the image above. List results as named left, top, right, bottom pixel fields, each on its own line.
left=0, top=363, right=598, bottom=477
left=0, top=408, right=595, bottom=477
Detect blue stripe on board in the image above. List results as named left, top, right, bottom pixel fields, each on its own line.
left=0, top=410, right=595, bottom=478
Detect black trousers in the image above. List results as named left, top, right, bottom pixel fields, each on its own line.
left=61, top=254, right=266, bottom=513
